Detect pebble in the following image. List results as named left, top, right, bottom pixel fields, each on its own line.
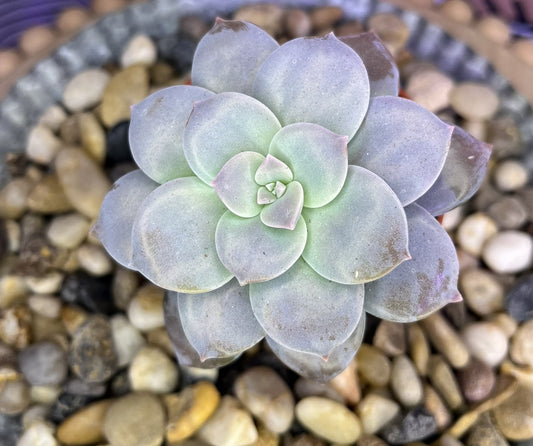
left=449, top=82, right=499, bottom=121
left=440, top=0, right=473, bottom=23
left=19, top=26, right=56, bottom=55
left=334, top=21, right=365, bottom=37
left=18, top=341, right=67, bottom=386
left=512, top=38, right=533, bottom=68
left=456, top=212, right=498, bottom=257
left=487, top=117, right=523, bottom=159
left=493, top=160, right=529, bottom=192
left=476, top=15, right=511, bottom=45
left=103, top=392, right=166, bottom=446
left=309, top=6, right=344, bottom=30
left=0, top=306, right=32, bottom=349
left=46, top=213, right=90, bottom=249
left=57, top=399, right=112, bottom=445
left=390, top=355, right=424, bottom=407
left=492, top=386, right=533, bottom=441
left=0, top=178, right=33, bottom=219
left=423, top=384, right=451, bottom=431
left=112, top=267, right=138, bottom=311
left=0, top=276, right=28, bottom=309
left=48, top=392, right=93, bottom=423
left=17, top=420, right=58, bottom=446
left=60, top=114, right=80, bottom=145
left=164, top=381, right=220, bottom=443
left=92, top=0, right=126, bottom=14
left=356, top=393, right=400, bottom=435
left=406, top=69, right=453, bottom=112
left=355, top=344, right=391, bottom=387
left=488, top=196, right=528, bottom=229
left=482, top=231, right=533, bottom=274
left=427, top=355, right=464, bottom=410
left=381, top=407, right=437, bottom=445
left=0, top=375, right=30, bottom=415
left=79, top=112, right=106, bottom=164
left=25, top=271, right=64, bottom=294
left=510, top=320, right=533, bottom=367
left=179, top=15, right=209, bottom=42
left=27, top=174, right=73, bottom=214
left=55, top=148, right=111, bottom=219
left=0, top=49, right=21, bottom=79
left=28, top=294, right=62, bottom=319
left=367, top=13, right=409, bottom=56
left=420, top=313, right=470, bottom=369
left=30, top=385, right=62, bottom=405
left=357, top=435, right=388, bottom=446
left=408, top=323, right=430, bottom=376
left=56, top=7, right=92, bottom=33
left=22, top=404, right=49, bottom=429
left=77, top=243, right=113, bottom=276
left=105, top=121, right=131, bottom=165
left=62, top=69, right=111, bottom=113
left=234, top=366, right=294, bottom=434
left=198, top=396, right=258, bottom=446
left=456, top=358, right=495, bottom=403
left=461, top=322, right=508, bottom=367
left=38, top=105, right=67, bottom=132
left=121, top=34, right=157, bottom=68
left=467, top=412, right=508, bottom=446
left=505, top=274, right=533, bottom=322
left=127, top=284, right=165, bottom=331
left=233, top=4, right=284, bottom=36
left=294, top=379, right=344, bottom=404
left=61, top=271, right=114, bottom=315
left=459, top=268, right=504, bottom=316
left=285, top=9, right=312, bottom=38
left=68, top=315, right=118, bottom=383
left=373, top=320, right=405, bottom=356
left=110, top=314, right=145, bottom=367
left=295, top=396, right=361, bottom=444
left=129, top=346, right=178, bottom=394
left=329, top=360, right=360, bottom=405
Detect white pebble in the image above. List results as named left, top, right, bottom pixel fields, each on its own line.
left=493, top=160, right=529, bottom=192
left=450, top=82, right=499, bottom=121
left=0, top=178, right=33, bottom=219
left=127, top=284, right=165, bottom=331
left=406, top=69, right=453, bottom=113
left=38, top=105, right=67, bottom=132
left=26, top=125, right=63, bottom=165
left=459, top=268, right=504, bottom=316
left=120, top=34, right=157, bottom=68
left=62, top=69, right=110, bottom=112
left=111, top=314, right=146, bottom=367
left=76, top=243, right=113, bottom=276
left=27, top=295, right=62, bottom=319
left=17, top=420, right=58, bottom=446
left=25, top=272, right=64, bottom=294
left=482, top=230, right=533, bottom=274
left=46, top=213, right=90, bottom=249
left=129, top=346, right=178, bottom=394
left=461, top=322, right=508, bottom=367
left=456, top=212, right=498, bottom=257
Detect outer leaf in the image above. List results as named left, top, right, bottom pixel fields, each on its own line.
left=302, top=166, right=409, bottom=284
left=260, top=181, right=304, bottom=230
left=364, top=203, right=461, bottom=322
left=253, top=33, right=370, bottom=139
left=348, top=96, right=453, bottom=205
left=177, top=279, right=265, bottom=360
left=164, top=292, right=239, bottom=368
left=250, top=258, right=364, bottom=358
left=129, top=85, right=214, bottom=183
left=215, top=212, right=307, bottom=285
left=340, top=32, right=399, bottom=97
left=93, top=170, right=158, bottom=268
left=183, top=92, right=281, bottom=185
left=416, top=126, right=492, bottom=216
left=269, top=123, right=348, bottom=208
left=255, top=154, right=293, bottom=185
left=266, top=314, right=366, bottom=382
left=212, top=151, right=264, bottom=218
left=131, top=177, right=232, bottom=293
left=191, top=18, right=279, bottom=95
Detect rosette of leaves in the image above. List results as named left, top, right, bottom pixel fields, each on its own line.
left=94, top=19, right=491, bottom=381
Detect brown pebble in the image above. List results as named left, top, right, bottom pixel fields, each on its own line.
left=27, top=175, right=73, bottom=214
left=233, top=4, right=285, bottom=36
left=59, top=114, right=81, bottom=145
left=407, top=323, right=430, bottom=376
left=373, top=320, right=405, bottom=356
left=310, top=6, right=344, bottom=30
left=367, top=13, right=409, bottom=56
left=56, top=7, right=92, bottom=34
left=476, top=16, right=511, bottom=45
left=456, top=358, right=495, bottom=403
left=492, top=385, right=533, bottom=441
left=0, top=50, right=22, bottom=79
left=356, top=344, right=391, bottom=387
left=19, top=26, right=56, bottom=55
left=440, top=0, right=473, bottom=24
left=424, top=384, right=451, bottom=431
left=285, top=9, right=312, bottom=38
left=91, top=0, right=126, bottom=15
left=334, top=21, right=365, bottom=37
left=329, top=359, right=360, bottom=405
left=150, top=63, right=175, bottom=86
left=427, top=355, right=464, bottom=411
left=511, top=39, right=533, bottom=68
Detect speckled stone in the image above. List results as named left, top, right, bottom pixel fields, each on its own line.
left=56, top=399, right=112, bottom=445
left=456, top=358, right=495, bottom=403
left=381, top=407, right=437, bottom=445
left=390, top=355, right=424, bottom=407
left=62, top=69, right=110, bottom=113
left=461, top=322, right=508, bottom=367
left=356, top=392, right=400, bottom=435
left=18, top=341, right=67, bottom=386
left=482, top=231, right=533, bottom=274
left=103, top=392, right=166, bottom=446
left=129, top=346, right=178, bottom=394
left=164, top=381, right=220, bottom=443
left=296, top=396, right=361, bottom=444
left=492, top=386, right=533, bottom=441
left=68, top=315, right=118, bottom=383
left=198, top=396, right=258, bottom=446
left=373, top=320, right=406, bottom=356
left=506, top=275, right=533, bottom=322
left=234, top=366, right=294, bottom=434
left=459, top=268, right=504, bottom=316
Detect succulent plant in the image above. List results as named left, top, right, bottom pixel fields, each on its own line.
left=94, top=18, right=491, bottom=381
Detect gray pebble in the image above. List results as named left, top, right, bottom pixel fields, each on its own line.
left=488, top=196, right=528, bottom=229
left=505, top=274, right=533, bottom=322
left=381, top=407, right=437, bottom=445
left=19, top=341, right=67, bottom=386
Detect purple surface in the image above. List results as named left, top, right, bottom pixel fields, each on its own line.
left=0, top=0, right=91, bottom=48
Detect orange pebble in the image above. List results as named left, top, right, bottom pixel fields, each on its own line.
left=56, top=7, right=92, bottom=34
left=19, top=26, right=56, bottom=56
